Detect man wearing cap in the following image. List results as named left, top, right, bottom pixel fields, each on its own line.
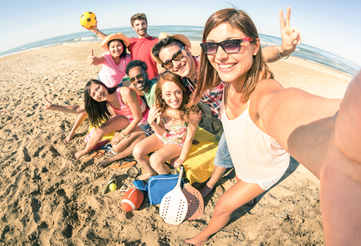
left=151, top=11, right=301, bottom=197
left=88, top=13, right=159, bottom=79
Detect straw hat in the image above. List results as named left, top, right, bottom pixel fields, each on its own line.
left=151, top=33, right=192, bottom=64
left=101, top=33, right=130, bottom=51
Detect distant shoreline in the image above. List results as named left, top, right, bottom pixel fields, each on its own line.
left=0, top=25, right=359, bottom=76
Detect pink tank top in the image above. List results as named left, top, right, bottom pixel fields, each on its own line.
left=221, top=84, right=290, bottom=183
left=107, top=88, right=149, bottom=125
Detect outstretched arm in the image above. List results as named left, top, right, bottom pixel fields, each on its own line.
left=256, top=79, right=341, bottom=178
left=87, top=21, right=107, bottom=41
left=87, top=49, right=105, bottom=66
left=319, top=70, right=361, bottom=245
left=262, top=7, right=301, bottom=63
left=256, top=71, right=361, bottom=245
left=43, top=96, right=85, bottom=114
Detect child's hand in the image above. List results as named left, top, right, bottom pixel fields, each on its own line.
left=87, top=49, right=95, bottom=65
left=148, top=106, right=162, bottom=124
left=43, top=96, right=54, bottom=110
left=172, top=157, right=185, bottom=168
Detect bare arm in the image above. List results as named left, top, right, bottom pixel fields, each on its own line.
left=148, top=106, right=165, bottom=135
left=320, top=70, right=361, bottom=245
left=173, top=108, right=202, bottom=167
left=87, top=49, right=105, bottom=66
left=120, top=88, right=143, bottom=136
left=256, top=79, right=341, bottom=178
left=87, top=21, right=108, bottom=41
left=43, top=96, right=85, bottom=114
left=262, top=7, right=301, bottom=63
left=173, top=119, right=199, bottom=168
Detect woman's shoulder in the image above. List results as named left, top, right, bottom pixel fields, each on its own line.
left=250, top=78, right=285, bottom=115
left=254, top=78, right=284, bottom=97
left=119, top=86, right=132, bottom=95
left=119, top=87, right=137, bottom=100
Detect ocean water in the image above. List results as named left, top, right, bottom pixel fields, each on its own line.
left=0, top=25, right=359, bottom=76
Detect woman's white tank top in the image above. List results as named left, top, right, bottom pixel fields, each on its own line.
left=221, top=85, right=290, bottom=183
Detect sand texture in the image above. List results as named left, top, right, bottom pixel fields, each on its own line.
left=0, top=42, right=352, bottom=245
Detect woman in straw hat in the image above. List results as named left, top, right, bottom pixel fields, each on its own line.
left=45, top=33, right=133, bottom=145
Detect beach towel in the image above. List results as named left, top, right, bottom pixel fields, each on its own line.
left=182, top=127, right=218, bottom=184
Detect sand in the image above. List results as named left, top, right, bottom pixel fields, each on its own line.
left=0, top=42, right=352, bottom=245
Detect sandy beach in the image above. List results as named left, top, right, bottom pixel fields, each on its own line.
left=0, top=42, right=352, bottom=245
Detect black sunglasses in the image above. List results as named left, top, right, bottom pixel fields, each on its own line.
left=129, top=73, right=143, bottom=83
left=161, top=46, right=185, bottom=70
left=200, top=37, right=253, bottom=55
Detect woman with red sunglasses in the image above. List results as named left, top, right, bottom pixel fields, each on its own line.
left=186, top=7, right=361, bottom=246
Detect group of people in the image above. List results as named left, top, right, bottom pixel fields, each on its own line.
left=43, top=7, right=360, bottom=246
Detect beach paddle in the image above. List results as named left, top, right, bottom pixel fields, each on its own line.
left=159, top=165, right=188, bottom=225
left=183, top=183, right=204, bottom=220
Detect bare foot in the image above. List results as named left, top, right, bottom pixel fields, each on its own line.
left=74, top=149, right=90, bottom=159
left=185, top=235, right=208, bottom=246
left=137, top=172, right=155, bottom=181
left=63, top=132, right=75, bottom=144
left=96, top=159, right=113, bottom=169
left=199, top=184, right=213, bottom=198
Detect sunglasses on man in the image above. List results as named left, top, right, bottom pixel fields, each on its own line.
left=161, top=46, right=185, bottom=70
left=129, top=73, right=143, bottom=83
left=200, top=37, right=253, bottom=55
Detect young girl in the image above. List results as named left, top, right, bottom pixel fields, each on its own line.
left=44, top=79, right=149, bottom=163
left=62, top=33, right=131, bottom=144
left=186, top=8, right=361, bottom=245
left=132, top=71, right=201, bottom=180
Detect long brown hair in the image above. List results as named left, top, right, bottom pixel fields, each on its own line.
left=84, top=79, right=117, bottom=127
left=192, top=8, right=273, bottom=105
left=155, top=71, right=194, bottom=119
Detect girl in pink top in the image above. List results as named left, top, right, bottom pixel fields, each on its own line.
left=89, top=33, right=131, bottom=88
left=44, top=79, right=149, bottom=164
left=46, top=33, right=132, bottom=145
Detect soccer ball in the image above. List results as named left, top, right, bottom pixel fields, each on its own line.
left=80, top=11, right=97, bottom=29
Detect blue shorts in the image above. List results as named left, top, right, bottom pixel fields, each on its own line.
left=142, top=125, right=154, bottom=137
left=214, top=132, right=233, bottom=168
left=138, top=123, right=150, bottom=132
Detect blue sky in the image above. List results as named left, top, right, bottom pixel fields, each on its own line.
left=0, top=0, right=360, bottom=66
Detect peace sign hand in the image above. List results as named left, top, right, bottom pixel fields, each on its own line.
left=279, top=7, right=302, bottom=57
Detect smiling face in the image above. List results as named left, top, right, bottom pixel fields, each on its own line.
left=205, top=23, right=259, bottom=84
left=132, top=19, right=148, bottom=37
left=158, top=43, right=194, bottom=78
left=161, top=81, right=183, bottom=109
left=108, top=40, right=123, bottom=58
left=89, top=82, right=108, bottom=102
left=129, top=66, right=148, bottom=91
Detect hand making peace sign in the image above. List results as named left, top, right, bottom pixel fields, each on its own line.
left=279, top=7, right=302, bottom=57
